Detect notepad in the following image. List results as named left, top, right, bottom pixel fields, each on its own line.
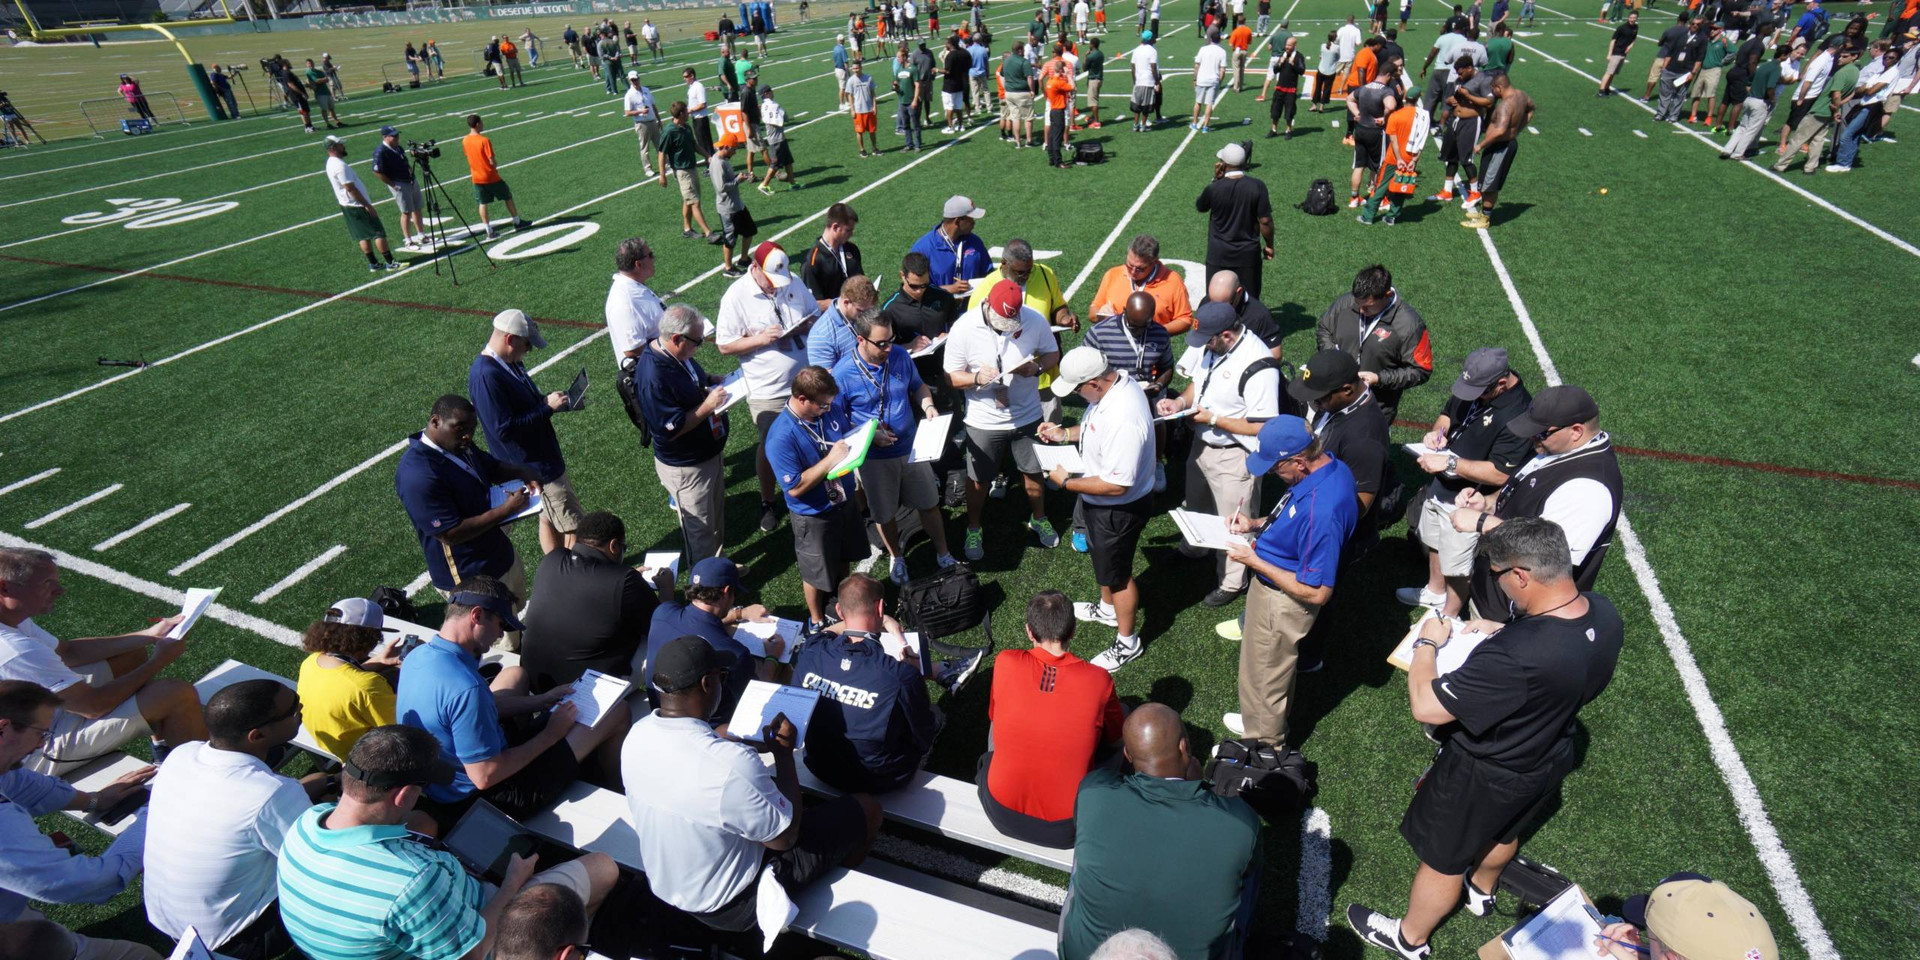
left=910, top=413, right=954, bottom=463
left=641, top=551, right=682, bottom=583
left=168, top=587, right=221, bottom=641
left=826, top=418, right=880, bottom=479
left=727, top=680, right=821, bottom=744
left=909, top=333, right=949, bottom=358
left=561, top=669, right=632, bottom=727
left=563, top=366, right=589, bottom=410
left=716, top=369, right=751, bottom=413
left=1386, top=609, right=1493, bottom=674
left=1168, top=509, right=1249, bottom=551
left=884, top=630, right=928, bottom=663
left=166, top=927, right=216, bottom=960
left=1501, top=885, right=1605, bottom=960
left=735, top=618, right=803, bottom=663
left=1032, top=444, right=1085, bottom=474
left=489, top=482, right=544, bottom=524
left=1404, top=441, right=1446, bottom=457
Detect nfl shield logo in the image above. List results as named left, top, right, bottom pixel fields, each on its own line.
left=841, top=658, right=852, bottom=671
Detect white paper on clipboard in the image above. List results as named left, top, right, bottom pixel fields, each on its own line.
left=168, top=588, right=221, bottom=640
left=909, top=414, right=954, bottom=463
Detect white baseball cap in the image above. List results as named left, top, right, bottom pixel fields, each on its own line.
left=324, top=597, right=396, bottom=632
left=493, top=308, right=548, bottom=348
left=942, top=195, right=986, bottom=219
left=1216, top=142, right=1248, bottom=166
left=627, top=69, right=640, bottom=79
left=1051, top=345, right=1113, bottom=397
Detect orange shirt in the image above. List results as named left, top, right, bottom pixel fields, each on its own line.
left=1045, top=74, right=1074, bottom=110
left=1384, top=103, right=1416, bottom=159
left=463, top=132, right=501, bottom=183
left=1347, top=46, right=1378, bottom=89
left=1088, top=262, right=1195, bottom=335
left=500, top=39, right=517, bottom=58
left=1229, top=25, right=1253, bottom=51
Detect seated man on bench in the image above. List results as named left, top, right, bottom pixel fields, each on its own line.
left=791, top=573, right=939, bottom=794
left=0, top=548, right=206, bottom=775
left=641, top=556, right=786, bottom=723
left=396, top=577, right=629, bottom=829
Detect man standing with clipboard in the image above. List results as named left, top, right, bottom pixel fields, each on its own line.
left=470, top=309, right=587, bottom=556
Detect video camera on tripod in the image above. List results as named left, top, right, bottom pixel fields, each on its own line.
left=406, top=138, right=441, bottom=163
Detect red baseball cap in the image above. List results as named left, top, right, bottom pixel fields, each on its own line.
left=750, top=241, right=792, bottom=288
left=986, top=279, right=1025, bottom=320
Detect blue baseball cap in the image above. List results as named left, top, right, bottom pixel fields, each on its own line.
left=689, top=556, right=742, bottom=591
left=1243, top=415, right=1315, bottom=477
left=379, top=124, right=400, bottom=137
left=1140, top=29, right=1154, bottom=40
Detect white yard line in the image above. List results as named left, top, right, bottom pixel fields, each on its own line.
left=251, top=544, right=347, bottom=604
left=93, top=502, right=192, bottom=551
left=1297, top=807, right=1333, bottom=942
left=1473, top=226, right=1838, bottom=960
left=23, top=484, right=123, bottom=530
left=0, top=468, right=61, bottom=499
left=0, top=531, right=303, bottom=647
left=404, top=570, right=435, bottom=596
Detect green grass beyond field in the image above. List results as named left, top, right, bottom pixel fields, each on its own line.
left=1, top=1, right=1915, bottom=957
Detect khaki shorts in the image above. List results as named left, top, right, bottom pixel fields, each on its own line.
left=1006, top=91, right=1036, bottom=123
left=1417, top=496, right=1480, bottom=578
left=539, top=471, right=584, bottom=533
left=1690, top=65, right=1722, bottom=98
left=29, top=662, right=151, bottom=776
left=749, top=396, right=787, bottom=443
left=1647, top=56, right=1667, bottom=85
left=1086, top=77, right=1103, bottom=103
left=673, top=168, right=701, bottom=204
left=855, top=454, right=939, bottom=521
left=1605, top=54, right=1626, bottom=77
left=486, top=857, right=593, bottom=902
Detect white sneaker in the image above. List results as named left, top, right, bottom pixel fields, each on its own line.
left=1222, top=712, right=1245, bottom=736
left=1395, top=586, right=1447, bottom=608
left=1463, top=877, right=1496, bottom=917
left=643, top=167, right=657, bottom=177
left=1824, top=163, right=1851, bottom=173
left=1073, top=601, right=1118, bottom=626
left=1090, top=640, right=1142, bottom=672
left=1152, top=461, right=1168, bottom=493
left=888, top=555, right=909, bottom=585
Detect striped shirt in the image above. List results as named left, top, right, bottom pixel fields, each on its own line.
left=1081, top=316, right=1172, bottom=384
left=276, top=804, right=486, bottom=960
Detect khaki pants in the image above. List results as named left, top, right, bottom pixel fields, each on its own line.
left=655, top=453, right=726, bottom=563
left=1233, top=48, right=1249, bottom=91
left=1183, top=442, right=1257, bottom=592
left=437, top=550, right=527, bottom=650
left=1237, top=578, right=1321, bottom=745
left=1772, top=112, right=1833, bottom=173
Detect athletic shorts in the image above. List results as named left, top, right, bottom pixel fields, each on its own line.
left=855, top=454, right=940, bottom=521
left=339, top=203, right=386, bottom=242
left=1690, top=65, right=1722, bottom=98
left=27, top=663, right=151, bottom=776
left=423, top=722, right=581, bottom=829
left=1352, top=128, right=1384, bottom=170
left=1400, top=741, right=1575, bottom=875
left=1417, top=497, right=1479, bottom=577
left=1480, top=138, right=1517, bottom=191
left=943, top=90, right=966, bottom=110
left=772, top=140, right=793, bottom=167
left=472, top=179, right=513, bottom=204
left=963, top=422, right=1042, bottom=481
left=313, top=89, right=334, bottom=108
left=538, top=471, right=584, bottom=533
left=1193, top=82, right=1221, bottom=105
left=854, top=110, right=878, bottom=133
left=792, top=503, right=867, bottom=591
left=1132, top=84, right=1157, bottom=112
left=1085, top=495, right=1151, bottom=588
left=673, top=168, right=701, bottom=204
left=389, top=180, right=424, bottom=214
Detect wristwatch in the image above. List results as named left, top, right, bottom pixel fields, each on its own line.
left=1444, top=453, right=1459, bottom=478
left=1412, top=638, right=1440, bottom=653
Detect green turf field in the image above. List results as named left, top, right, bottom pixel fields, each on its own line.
left=1, top=1, right=1915, bottom=957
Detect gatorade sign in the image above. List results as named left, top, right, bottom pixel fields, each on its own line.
left=714, top=103, right=748, bottom=147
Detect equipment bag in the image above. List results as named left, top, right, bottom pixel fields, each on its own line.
left=616, top=356, right=655, bottom=448
left=1237, top=357, right=1304, bottom=418
left=900, top=562, right=990, bottom=642
left=1207, top=738, right=1317, bottom=815
left=1073, top=141, right=1105, bottom=164
left=368, top=586, right=420, bottom=625
left=1497, top=855, right=1575, bottom=909
left=1299, top=178, right=1338, bottom=215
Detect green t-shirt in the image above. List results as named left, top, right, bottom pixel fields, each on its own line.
left=1029, top=17, right=1049, bottom=40
left=893, top=62, right=916, bottom=99
left=1812, top=61, right=1858, bottom=118
left=1060, top=771, right=1262, bottom=960
left=660, top=122, right=699, bottom=170
left=1750, top=59, right=1781, bottom=101
left=1703, top=37, right=1730, bottom=69
left=1085, top=48, right=1106, bottom=79
left=1002, top=53, right=1032, bottom=91
left=1484, top=36, right=1514, bottom=71
left=306, top=67, right=328, bottom=89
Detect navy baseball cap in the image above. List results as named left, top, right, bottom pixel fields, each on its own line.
left=1185, top=300, right=1241, bottom=347
left=379, top=125, right=400, bottom=137
left=651, top=634, right=737, bottom=692
left=447, top=590, right=524, bottom=632
left=1243, top=415, right=1315, bottom=477
left=689, top=556, right=742, bottom=591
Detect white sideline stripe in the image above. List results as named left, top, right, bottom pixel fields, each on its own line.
left=1297, top=807, right=1333, bottom=942
left=1473, top=227, right=1838, bottom=960
left=404, top=570, right=434, bottom=596
left=251, top=544, right=347, bottom=604
left=0, top=468, right=61, bottom=499
left=0, top=532, right=303, bottom=647
left=1510, top=35, right=1920, bottom=259
left=23, top=484, right=123, bottom=530
left=93, top=502, right=192, bottom=551
left=168, top=118, right=997, bottom=576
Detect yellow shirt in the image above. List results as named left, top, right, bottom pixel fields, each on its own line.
left=967, top=263, right=1071, bottom=390
left=296, top=652, right=395, bottom=759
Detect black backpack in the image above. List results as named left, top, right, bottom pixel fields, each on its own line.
left=1073, top=141, right=1105, bottom=164
left=616, top=355, right=654, bottom=448
left=368, top=586, right=419, bottom=625
left=1497, top=855, right=1575, bottom=909
left=899, top=562, right=991, bottom=642
left=1299, top=178, right=1338, bottom=215
left=1238, top=356, right=1304, bottom=419
left=1206, top=738, right=1317, bottom=819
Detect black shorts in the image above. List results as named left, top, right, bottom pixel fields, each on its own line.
left=975, top=751, right=1076, bottom=849
left=694, top=794, right=871, bottom=933
left=1398, top=741, right=1574, bottom=875
left=422, top=718, right=582, bottom=830
left=721, top=208, right=757, bottom=246
left=1085, top=495, right=1151, bottom=589
left=1352, top=128, right=1384, bottom=170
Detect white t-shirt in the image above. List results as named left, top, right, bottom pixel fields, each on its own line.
left=1131, top=44, right=1161, bottom=86
left=1150, top=0, right=1162, bottom=17
left=0, top=618, right=82, bottom=693
left=622, top=713, right=792, bottom=914
left=324, top=155, right=366, bottom=208
left=942, top=305, right=1059, bottom=430
left=605, top=272, right=664, bottom=365
left=716, top=272, right=816, bottom=401
left=687, top=80, right=710, bottom=118
left=1194, top=43, right=1230, bottom=85
left=641, top=22, right=658, bottom=40
left=1338, top=22, right=1364, bottom=61
left=1188, top=332, right=1280, bottom=450
left=1078, top=370, right=1155, bottom=506
left=623, top=85, right=657, bottom=124
left=143, top=742, right=311, bottom=949
left=1074, top=0, right=1090, bottom=25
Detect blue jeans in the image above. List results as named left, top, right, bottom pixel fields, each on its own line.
left=898, top=98, right=922, bottom=148
left=1834, top=104, right=1873, bottom=167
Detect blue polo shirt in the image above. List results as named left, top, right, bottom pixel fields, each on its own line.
left=1251, top=458, right=1358, bottom=590
left=791, top=630, right=936, bottom=793
left=765, top=407, right=851, bottom=516
left=645, top=601, right=755, bottom=718
left=830, top=346, right=923, bottom=461
left=969, top=43, right=990, bottom=77
left=634, top=344, right=729, bottom=467
left=833, top=43, right=849, bottom=69
left=907, top=225, right=991, bottom=289
left=805, top=302, right=859, bottom=371
left=393, top=636, right=505, bottom=803
left=468, top=351, right=566, bottom=483
left=393, top=433, right=518, bottom=592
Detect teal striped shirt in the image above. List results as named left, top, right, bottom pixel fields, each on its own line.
left=275, top=804, right=487, bottom=960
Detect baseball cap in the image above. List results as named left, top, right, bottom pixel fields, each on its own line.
left=750, top=242, right=792, bottom=288
left=1185, top=300, right=1242, bottom=347
left=1051, top=346, right=1112, bottom=397
left=342, top=727, right=456, bottom=789
left=324, top=597, right=396, bottom=632
left=1451, top=346, right=1510, bottom=400
left=985, top=279, right=1026, bottom=327
left=689, top=556, right=743, bottom=591
left=1624, top=874, right=1777, bottom=960
left=627, top=69, right=640, bottom=79
left=324, top=135, right=345, bottom=148
left=493, top=308, right=548, bottom=349
left=942, top=195, right=986, bottom=219
left=379, top=124, right=400, bottom=137
left=1216, top=142, right=1248, bottom=166
left=1287, top=348, right=1362, bottom=403
left=1140, top=29, right=1154, bottom=40
left=1243, top=415, right=1315, bottom=477
left=448, top=590, right=525, bottom=632
left=651, top=634, right=738, bottom=693
left=1507, top=384, right=1600, bottom=438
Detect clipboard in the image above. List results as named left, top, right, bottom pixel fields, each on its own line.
left=909, top=413, right=954, bottom=463
left=826, top=419, right=880, bottom=479
left=489, top=482, right=544, bottom=525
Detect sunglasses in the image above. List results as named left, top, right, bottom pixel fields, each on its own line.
left=1489, top=564, right=1533, bottom=580
left=676, top=333, right=704, bottom=347
left=1531, top=423, right=1570, bottom=443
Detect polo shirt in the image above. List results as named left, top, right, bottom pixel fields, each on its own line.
left=1232, top=294, right=1279, bottom=346
left=605, top=272, right=665, bottom=365
left=1087, top=262, right=1194, bottom=334
left=965, top=262, right=1069, bottom=326
left=277, top=804, right=486, bottom=960
left=394, top=637, right=505, bottom=803
left=1061, top=770, right=1261, bottom=960
left=469, top=349, right=565, bottom=483
left=620, top=712, right=792, bottom=914
left=144, top=742, right=312, bottom=949
left=983, top=647, right=1121, bottom=821
left=659, top=121, right=700, bottom=171
left=1085, top=48, right=1106, bottom=80
left=623, top=84, right=657, bottom=125
left=832, top=346, right=925, bottom=460
left=1703, top=36, right=1731, bottom=69
left=522, top=544, right=660, bottom=692
left=1312, top=388, right=1396, bottom=551
left=1190, top=332, right=1280, bottom=449
left=1077, top=370, right=1154, bottom=506
left=1434, top=594, right=1623, bottom=770
left=805, top=301, right=860, bottom=371
left=0, top=618, right=81, bottom=696
left=1430, top=31, right=1468, bottom=77
left=1194, top=173, right=1272, bottom=263
left=297, top=653, right=394, bottom=759
left=801, top=238, right=863, bottom=305
left=909, top=225, right=992, bottom=289
left=1250, top=457, right=1357, bottom=590
left=393, top=433, right=518, bottom=592
left=766, top=406, right=852, bottom=515
left=716, top=271, right=816, bottom=401
left=1229, top=25, right=1253, bottom=51
left=1812, top=61, right=1858, bottom=117
left=1423, top=377, right=1533, bottom=502
left=1668, top=30, right=1707, bottom=72
left=0, top=767, right=143, bottom=925
left=942, top=306, right=1059, bottom=430
left=969, top=43, right=990, bottom=77
left=879, top=285, right=960, bottom=343
left=371, top=141, right=413, bottom=183
left=792, top=631, right=937, bottom=792
left=1083, top=316, right=1172, bottom=384
left=646, top=602, right=755, bottom=717
left=634, top=344, right=729, bottom=467
left=1485, top=35, right=1514, bottom=71
left=1749, top=58, right=1782, bottom=103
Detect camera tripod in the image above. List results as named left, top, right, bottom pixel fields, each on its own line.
left=412, top=151, right=494, bottom=285
left=0, top=98, right=46, bottom=147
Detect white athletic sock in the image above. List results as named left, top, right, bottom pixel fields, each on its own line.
left=1117, top=632, right=1140, bottom=651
